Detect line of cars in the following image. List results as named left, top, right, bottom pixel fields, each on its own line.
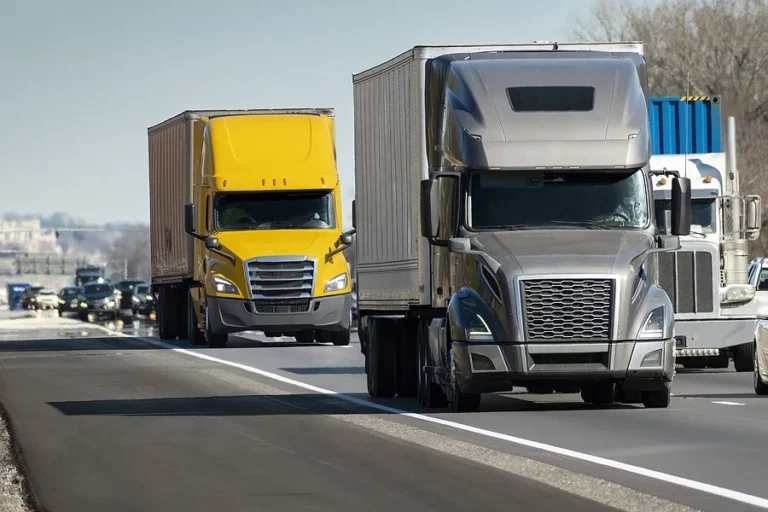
left=18, top=279, right=157, bottom=323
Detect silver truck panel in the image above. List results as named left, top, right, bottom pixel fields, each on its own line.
left=353, top=44, right=649, bottom=311
left=436, top=55, right=649, bottom=170
left=353, top=57, right=430, bottom=310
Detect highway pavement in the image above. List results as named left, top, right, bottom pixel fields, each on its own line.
left=0, top=312, right=765, bottom=511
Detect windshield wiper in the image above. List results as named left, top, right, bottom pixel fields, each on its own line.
left=546, top=220, right=615, bottom=230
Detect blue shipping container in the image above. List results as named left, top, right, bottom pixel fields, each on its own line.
left=648, top=96, right=722, bottom=155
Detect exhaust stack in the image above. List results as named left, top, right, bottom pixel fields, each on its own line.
left=723, top=116, right=749, bottom=285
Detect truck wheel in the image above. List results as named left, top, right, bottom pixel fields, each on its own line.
left=331, top=328, right=351, bottom=346
left=733, top=341, right=755, bottom=372
left=417, top=319, right=447, bottom=408
left=448, top=353, right=481, bottom=413
left=158, top=287, right=179, bottom=340
left=366, top=317, right=397, bottom=398
left=206, top=330, right=228, bottom=348
left=581, top=382, right=615, bottom=406
left=396, top=319, right=418, bottom=398
left=175, top=288, right=189, bottom=340
left=642, top=388, right=671, bottom=408
left=187, top=293, right=206, bottom=346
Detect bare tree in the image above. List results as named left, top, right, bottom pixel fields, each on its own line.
left=572, top=0, right=768, bottom=257
left=105, top=227, right=151, bottom=282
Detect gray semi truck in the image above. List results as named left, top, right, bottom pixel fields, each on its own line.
left=351, top=41, right=692, bottom=412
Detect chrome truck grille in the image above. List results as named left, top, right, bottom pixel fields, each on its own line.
left=244, top=257, right=316, bottom=313
left=657, top=251, right=715, bottom=314
left=520, top=278, right=614, bottom=341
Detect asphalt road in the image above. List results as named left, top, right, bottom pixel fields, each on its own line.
left=0, top=312, right=766, bottom=511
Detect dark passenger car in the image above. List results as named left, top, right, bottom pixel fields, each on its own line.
left=115, top=279, right=146, bottom=316
left=131, top=283, right=155, bottom=317
left=57, top=286, right=83, bottom=316
left=77, top=283, right=121, bottom=322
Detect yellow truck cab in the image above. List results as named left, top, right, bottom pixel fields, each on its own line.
left=148, top=108, right=355, bottom=348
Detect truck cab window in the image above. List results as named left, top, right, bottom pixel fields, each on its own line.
left=215, top=190, right=336, bottom=231
left=468, top=169, right=649, bottom=230
left=655, top=198, right=716, bottom=235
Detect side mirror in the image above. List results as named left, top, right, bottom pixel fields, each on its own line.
left=184, top=203, right=196, bottom=235
left=745, top=195, right=762, bottom=241
left=205, top=237, right=220, bottom=250
left=352, top=199, right=356, bottom=230
left=420, top=179, right=440, bottom=239
left=671, top=177, right=692, bottom=236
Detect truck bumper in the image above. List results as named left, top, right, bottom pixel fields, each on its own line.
left=673, top=318, right=757, bottom=356
left=207, top=293, right=352, bottom=335
left=451, top=339, right=675, bottom=394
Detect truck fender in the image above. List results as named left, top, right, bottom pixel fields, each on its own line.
left=446, top=287, right=505, bottom=343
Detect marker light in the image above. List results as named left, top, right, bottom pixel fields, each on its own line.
left=658, top=177, right=667, bottom=185
left=704, top=176, right=712, bottom=183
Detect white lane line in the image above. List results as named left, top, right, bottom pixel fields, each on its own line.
left=712, top=401, right=746, bottom=406
left=97, top=327, right=768, bottom=510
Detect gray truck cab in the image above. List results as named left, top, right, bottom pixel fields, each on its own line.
left=416, top=51, right=691, bottom=411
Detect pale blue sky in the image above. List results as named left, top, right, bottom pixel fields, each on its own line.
left=1, top=0, right=596, bottom=226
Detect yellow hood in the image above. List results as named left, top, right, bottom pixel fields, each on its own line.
left=214, top=230, right=340, bottom=260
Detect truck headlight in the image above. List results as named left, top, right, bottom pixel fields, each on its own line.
left=639, top=306, right=665, bottom=340
left=467, top=313, right=494, bottom=342
left=132, top=296, right=140, bottom=303
left=213, top=276, right=238, bottom=294
left=720, top=284, right=756, bottom=304
left=324, top=273, right=348, bottom=293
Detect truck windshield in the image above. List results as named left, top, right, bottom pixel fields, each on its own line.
left=655, top=198, right=716, bottom=235
left=468, top=170, right=649, bottom=230
left=215, top=191, right=335, bottom=231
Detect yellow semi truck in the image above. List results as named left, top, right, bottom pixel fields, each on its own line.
left=147, top=108, right=355, bottom=348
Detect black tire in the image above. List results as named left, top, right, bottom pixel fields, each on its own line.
left=681, top=357, right=706, bottom=369
left=158, top=287, right=179, bottom=340
left=416, top=319, right=448, bottom=408
left=642, top=388, right=671, bottom=408
left=754, top=342, right=768, bottom=395
left=296, top=331, right=315, bottom=344
left=447, top=344, right=481, bottom=413
left=733, top=341, right=754, bottom=372
left=396, top=319, right=418, bottom=398
left=366, top=317, right=397, bottom=398
left=206, top=329, right=228, bottom=348
left=581, top=382, right=615, bottom=405
left=187, top=293, right=206, bottom=346
left=175, top=288, right=189, bottom=341
left=331, top=328, right=351, bottom=346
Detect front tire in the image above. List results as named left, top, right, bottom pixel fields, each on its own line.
left=733, top=341, right=755, bottom=372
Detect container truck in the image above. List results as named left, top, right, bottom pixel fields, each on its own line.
left=648, top=96, right=762, bottom=371
left=148, top=109, right=354, bottom=348
left=352, top=41, right=692, bottom=412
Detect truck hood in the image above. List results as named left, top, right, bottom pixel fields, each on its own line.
left=213, top=230, right=341, bottom=262
left=472, top=230, right=654, bottom=275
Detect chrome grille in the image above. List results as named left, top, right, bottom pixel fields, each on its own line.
left=658, top=250, right=714, bottom=314
left=245, top=257, right=315, bottom=302
left=521, top=278, right=614, bottom=341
